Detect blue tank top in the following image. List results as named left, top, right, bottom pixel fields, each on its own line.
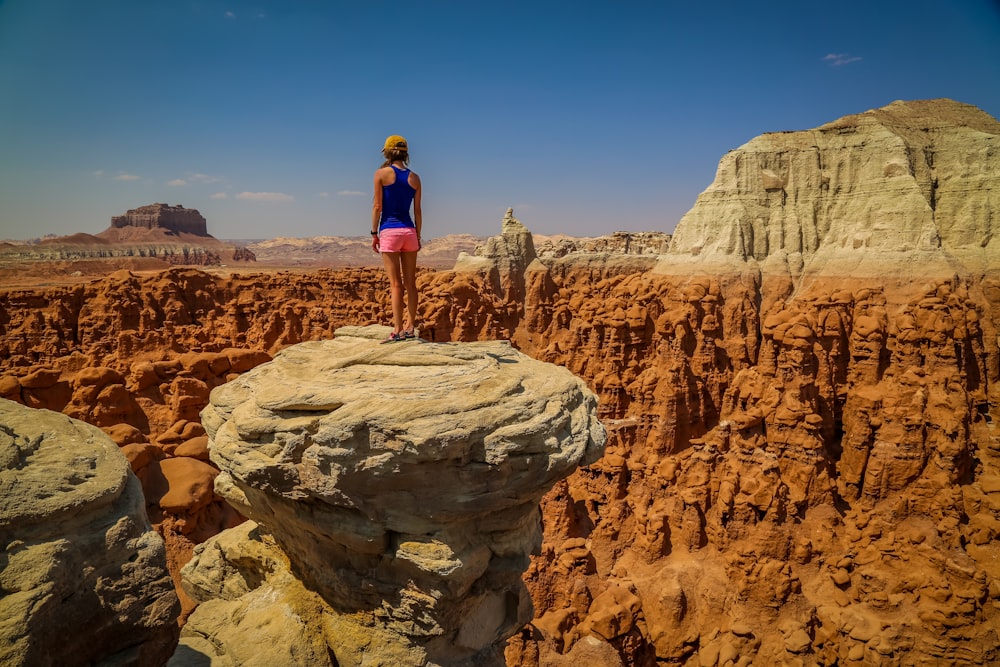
left=379, top=166, right=416, bottom=230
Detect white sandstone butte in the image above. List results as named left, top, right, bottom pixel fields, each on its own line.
left=662, top=98, right=999, bottom=279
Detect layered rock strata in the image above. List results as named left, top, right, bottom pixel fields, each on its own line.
left=111, top=204, right=209, bottom=236
left=0, top=204, right=255, bottom=267
left=248, top=234, right=483, bottom=269
left=0, top=240, right=243, bottom=266
left=178, top=329, right=605, bottom=666
left=0, top=398, right=180, bottom=666
left=534, top=231, right=671, bottom=258
left=665, top=98, right=998, bottom=277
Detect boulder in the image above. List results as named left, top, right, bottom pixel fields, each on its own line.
left=182, top=328, right=605, bottom=666
left=0, top=398, right=179, bottom=666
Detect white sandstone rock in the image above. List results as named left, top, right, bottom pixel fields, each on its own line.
left=660, top=99, right=1000, bottom=279
left=0, top=398, right=179, bottom=666
left=186, top=331, right=605, bottom=666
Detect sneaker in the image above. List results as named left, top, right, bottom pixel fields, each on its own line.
left=402, top=328, right=416, bottom=340
left=380, top=331, right=403, bottom=344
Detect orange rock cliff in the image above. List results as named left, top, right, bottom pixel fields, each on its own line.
left=0, top=98, right=998, bottom=665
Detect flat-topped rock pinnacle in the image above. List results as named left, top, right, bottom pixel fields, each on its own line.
left=180, top=328, right=605, bottom=666
left=111, top=203, right=209, bottom=236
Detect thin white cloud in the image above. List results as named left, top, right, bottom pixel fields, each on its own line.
left=225, top=10, right=235, bottom=18
left=114, top=173, right=140, bottom=181
left=168, top=179, right=187, bottom=187
left=92, top=170, right=105, bottom=178
left=170, top=172, right=221, bottom=185
left=337, top=190, right=366, bottom=197
left=317, top=192, right=330, bottom=198
left=823, top=53, right=862, bottom=66
left=211, top=192, right=229, bottom=200
left=236, top=191, right=294, bottom=202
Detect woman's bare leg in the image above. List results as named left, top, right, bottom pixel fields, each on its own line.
left=381, top=251, right=405, bottom=333
left=400, top=250, right=419, bottom=331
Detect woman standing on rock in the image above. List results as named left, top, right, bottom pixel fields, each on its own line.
left=372, top=134, right=422, bottom=343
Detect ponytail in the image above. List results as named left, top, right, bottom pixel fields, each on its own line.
left=381, top=148, right=409, bottom=168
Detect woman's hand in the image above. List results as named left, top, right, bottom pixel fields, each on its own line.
left=371, top=234, right=379, bottom=253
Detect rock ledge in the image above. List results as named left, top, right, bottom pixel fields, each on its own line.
left=179, top=328, right=605, bottom=666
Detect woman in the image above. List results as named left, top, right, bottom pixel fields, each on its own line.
left=372, top=134, right=422, bottom=343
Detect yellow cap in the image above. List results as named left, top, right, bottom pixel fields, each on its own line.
left=383, top=135, right=408, bottom=151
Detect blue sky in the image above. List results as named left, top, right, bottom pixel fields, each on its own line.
left=1, top=0, right=998, bottom=241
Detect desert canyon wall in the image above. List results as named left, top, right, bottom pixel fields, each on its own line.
left=500, top=99, right=1000, bottom=666
left=0, top=98, right=997, bottom=665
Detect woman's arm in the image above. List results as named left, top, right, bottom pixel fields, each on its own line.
left=371, top=170, right=384, bottom=249
left=410, top=172, right=422, bottom=239
left=372, top=170, right=385, bottom=232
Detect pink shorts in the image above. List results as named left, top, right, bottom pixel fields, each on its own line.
left=378, top=227, right=420, bottom=253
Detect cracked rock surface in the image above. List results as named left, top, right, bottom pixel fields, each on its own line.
left=175, top=330, right=604, bottom=666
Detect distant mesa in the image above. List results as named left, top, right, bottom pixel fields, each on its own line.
left=99, top=203, right=213, bottom=243
left=109, top=203, right=209, bottom=237
left=0, top=202, right=255, bottom=267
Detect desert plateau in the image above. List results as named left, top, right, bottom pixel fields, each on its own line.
left=2, top=98, right=1000, bottom=666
